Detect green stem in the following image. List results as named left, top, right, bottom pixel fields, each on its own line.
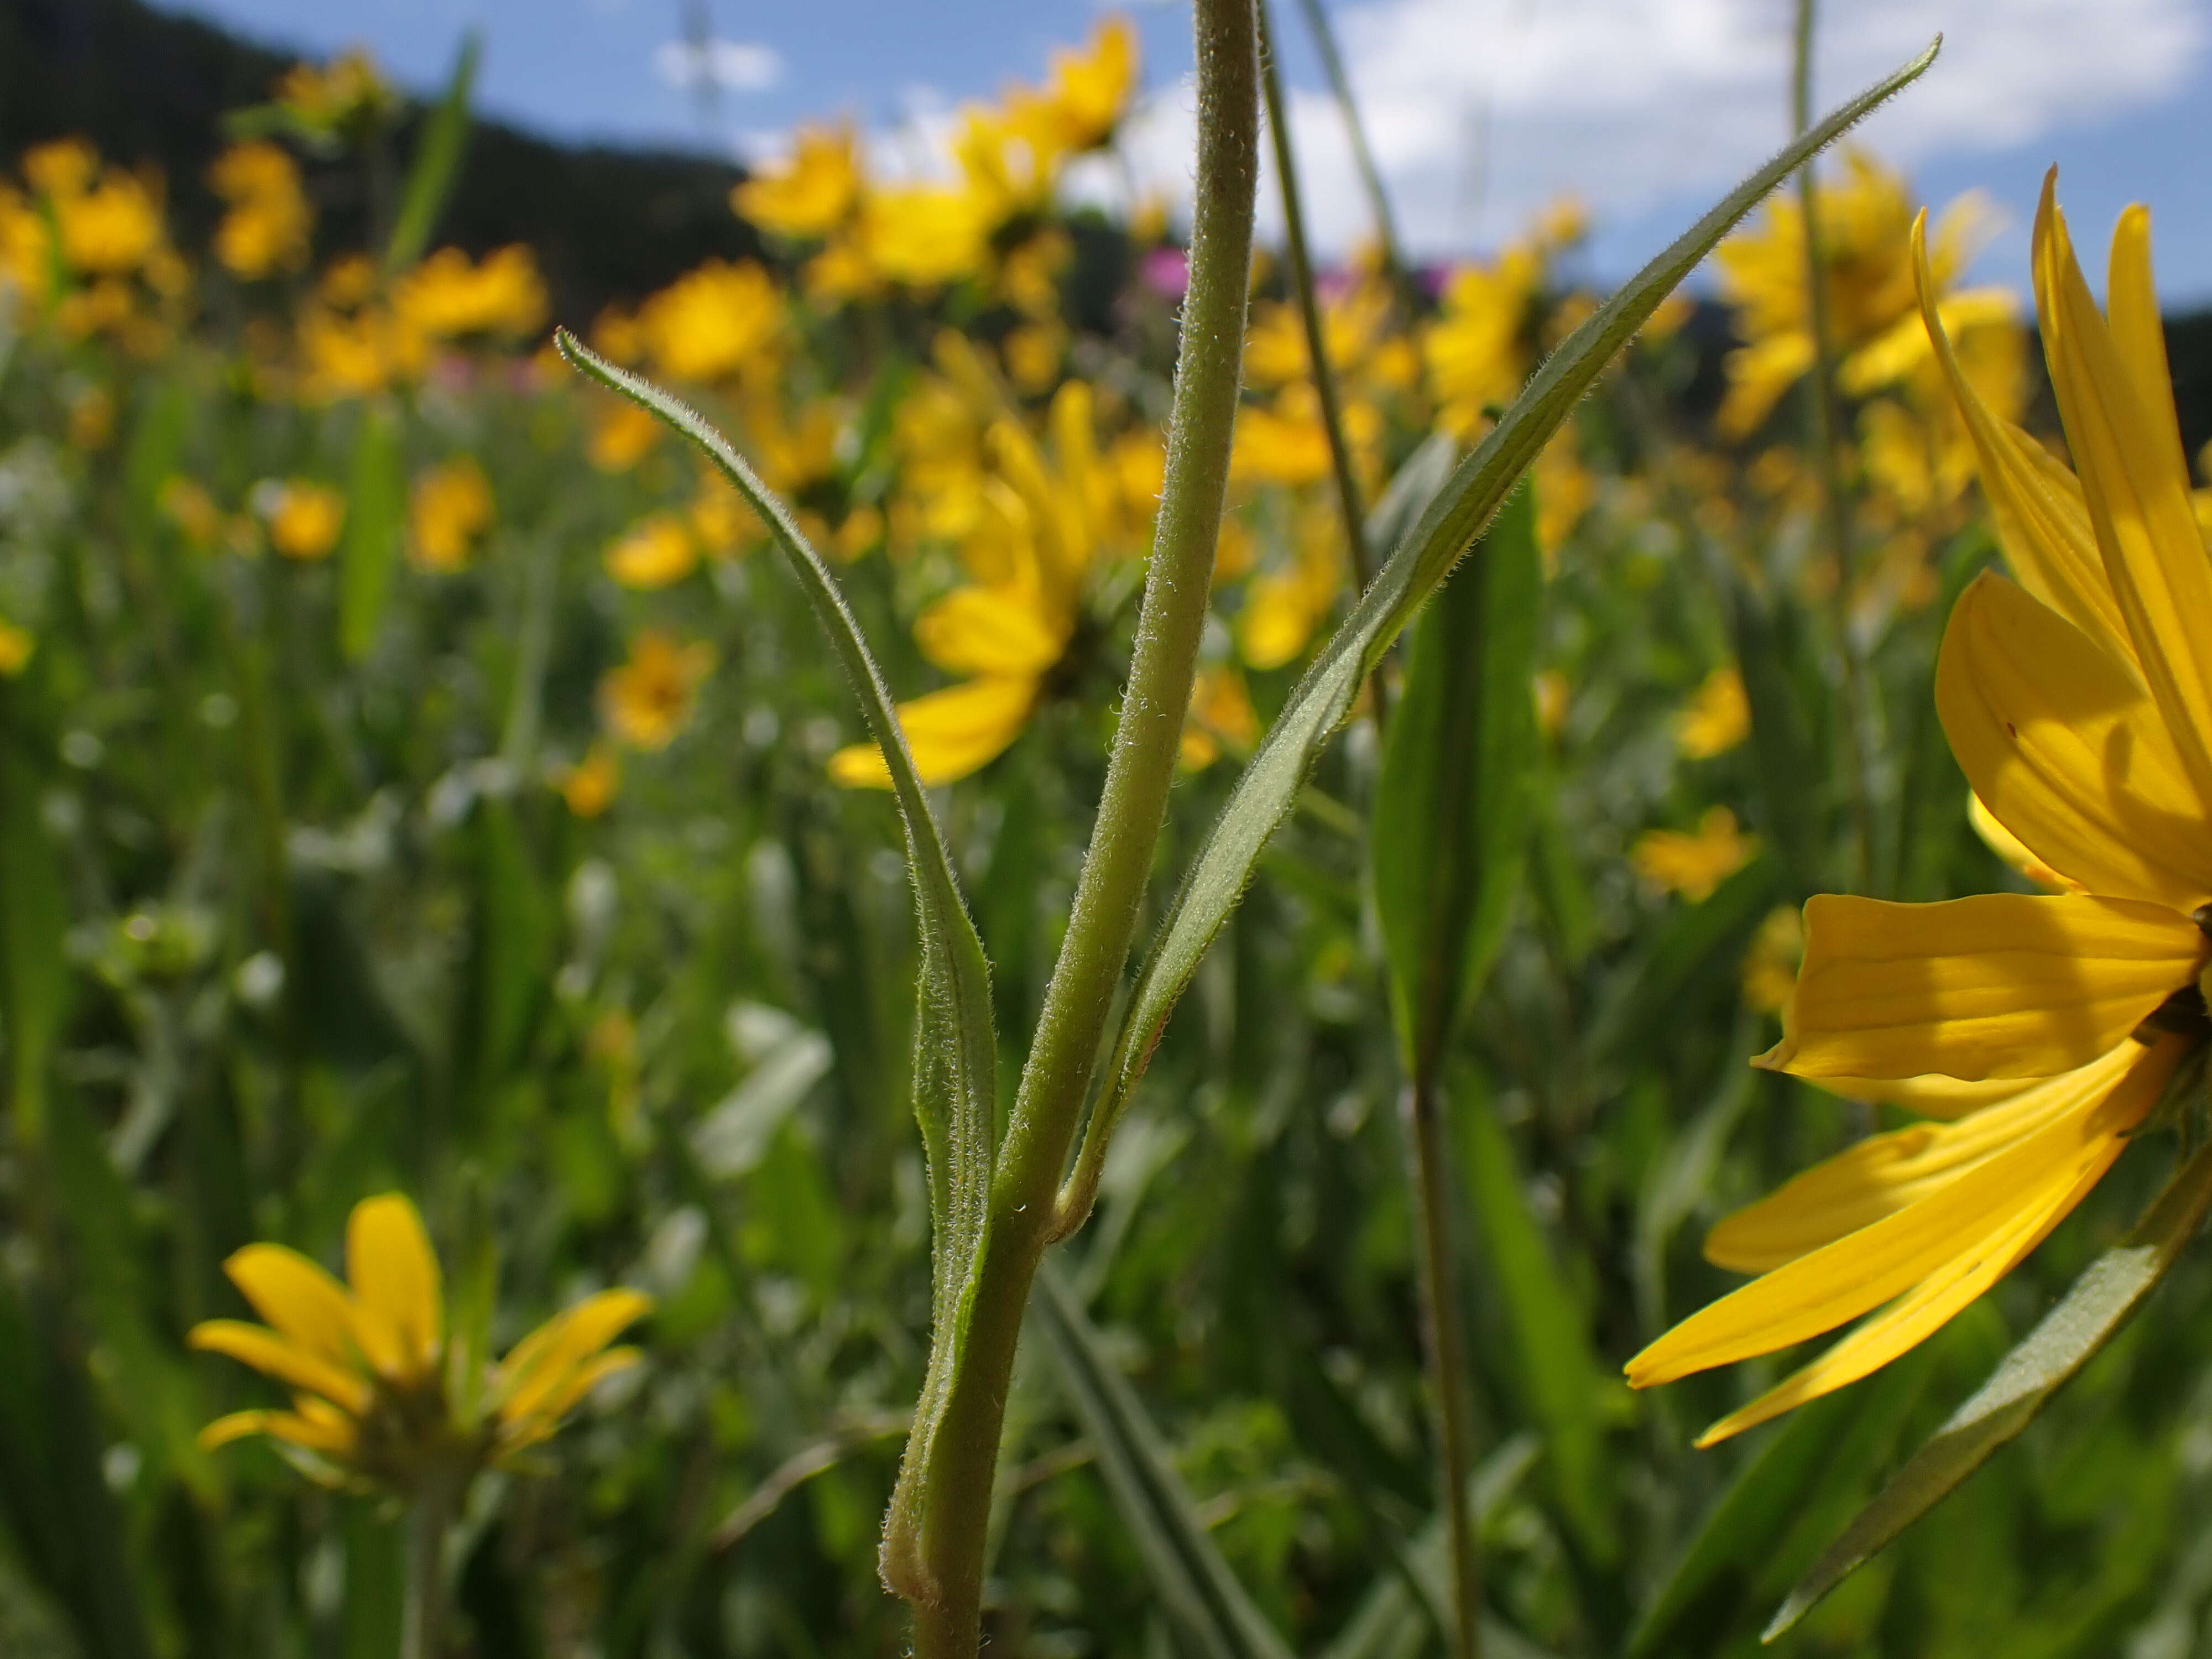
left=399, top=1474, right=456, bottom=1659
left=906, top=1, right=1260, bottom=1651
left=1404, top=1074, right=1479, bottom=1659
left=1290, top=0, right=1407, bottom=291
left=1258, top=0, right=1379, bottom=655
left=1790, top=0, right=1874, bottom=894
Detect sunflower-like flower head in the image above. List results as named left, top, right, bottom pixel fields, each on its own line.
left=1629, top=176, right=2212, bottom=1446
left=191, top=1194, right=650, bottom=1492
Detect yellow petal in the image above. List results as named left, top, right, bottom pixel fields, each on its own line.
left=200, top=1410, right=281, bottom=1451
left=498, top=1348, right=643, bottom=1454
left=494, top=1288, right=653, bottom=1423
left=1759, top=891, right=2200, bottom=1082
left=1806, top=1070, right=2048, bottom=1120
left=346, top=1194, right=444, bottom=1383
left=1693, top=1032, right=2183, bottom=1443
left=1968, top=792, right=2078, bottom=895
left=827, top=676, right=1039, bottom=789
left=2105, top=205, right=2190, bottom=497
left=2034, top=179, right=2212, bottom=805
left=914, top=586, right=1066, bottom=677
left=1936, top=572, right=2212, bottom=911
left=222, top=1244, right=362, bottom=1368
left=187, top=1320, right=373, bottom=1415
left=1911, top=211, right=2128, bottom=662
left=1707, top=1041, right=2139, bottom=1272
left=1629, top=1034, right=2168, bottom=1392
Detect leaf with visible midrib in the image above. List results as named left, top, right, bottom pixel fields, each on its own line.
left=1764, top=1133, right=2212, bottom=1641
left=1034, top=1261, right=1296, bottom=1659
left=1074, top=37, right=1941, bottom=1185
left=552, top=335, right=996, bottom=1599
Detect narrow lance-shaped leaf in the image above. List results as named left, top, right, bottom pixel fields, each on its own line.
left=1765, top=1131, right=2212, bottom=1641
left=1373, top=482, right=1541, bottom=1073
left=551, top=333, right=995, bottom=1599
left=338, top=402, right=405, bottom=663
left=1059, top=38, right=1940, bottom=1221
left=384, top=32, right=479, bottom=274
left=1033, top=1261, right=1296, bottom=1659
left=0, top=711, right=68, bottom=1148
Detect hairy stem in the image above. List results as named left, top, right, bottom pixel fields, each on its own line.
left=1405, top=1075, right=1480, bottom=1659
left=905, top=1, right=1261, bottom=1651
left=1791, top=0, right=1875, bottom=893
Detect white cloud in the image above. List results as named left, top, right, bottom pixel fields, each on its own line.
left=1115, top=0, right=2205, bottom=256
left=654, top=36, right=783, bottom=95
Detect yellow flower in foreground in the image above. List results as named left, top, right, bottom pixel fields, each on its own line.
left=601, top=631, right=714, bottom=750
left=191, top=1193, right=649, bottom=1489
left=1675, top=666, right=1751, bottom=759
left=262, top=480, right=345, bottom=560
left=604, top=513, right=698, bottom=589
left=1631, top=806, right=1757, bottom=903
left=409, top=458, right=493, bottom=571
left=1629, top=180, right=2212, bottom=1447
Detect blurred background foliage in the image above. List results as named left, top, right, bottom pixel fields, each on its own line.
left=3, top=6, right=2212, bottom=1657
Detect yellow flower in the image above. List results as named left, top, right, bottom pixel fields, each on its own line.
left=1631, top=806, right=1757, bottom=902
left=1740, top=905, right=1806, bottom=1014
left=159, top=477, right=224, bottom=549
left=262, top=480, right=345, bottom=561
left=393, top=246, right=548, bottom=342
left=601, top=631, right=714, bottom=750
left=556, top=744, right=619, bottom=818
left=1003, top=320, right=1067, bottom=395
left=732, top=124, right=862, bottom=239
left=1020, top=14, right=1139, bottom=156
left=852, top=187, right=992, bottom=290
left=638, top=260, right=781, bottom=384
left=604, top=513, right=698, bottom=589
left=1532, top=669, right=1570, bottom=738
left=1674, top=667, right=1751, bottom=759
left=588, top=400, right=662, bottom=473
left=56, top=172, right=164, bottom=276
left=209, top=142, right=310, bottom=279
left=191, top=1193, right=649, bottom=1489
left=832, top=376, right=1142, bottom=787
left=409, top=458, right=493, bottom=572
left=1238, top=502, right=1344, bottom=671
left=0, top=618, right=34, bottom=676
left=1627, top=181, right=2212, bottom=1447
left=1179, top=666, right=1261, bottom=770
left=275, top=50, right=398, bottom=139
left=1713, top=150, right=2016, bottom=439
left=1427, top=244, right=1541, bottom=440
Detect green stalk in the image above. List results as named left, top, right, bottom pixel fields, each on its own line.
left=1404, top=1074, right=1479, bottom=1659
left=399, top=1473, right=457, bottom=1659
left=906, top=1, right=1260, bottom=1651
left=1790, top=0, right=1874, bottom=893
left=1290, top=0, right=1406, bottom=289
left=1258, top=0, right=1376, bottom=614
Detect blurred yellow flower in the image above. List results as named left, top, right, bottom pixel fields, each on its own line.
left=409, top=458, right=493, bottom=572
left=262, top=480, right=345, bottom=560
left=1018, top=14, right=1138, bottom=156
left=191, top=1192, right=649, bottom=1489
left=1532, top=669, right=1570, bottom=738
left=1739, top=905, right=1806, bottom=1014
left=56, top=172, right=164, bottom=276
left=1003, top=320, right=1067, bottom=395
left=274, top=50, right=398, bottom=139
left=1674, top=667, right=1751, bottom=759
left=1239, top=503, right=1343, bottom=671
left=1631, top=806, right=1757, bottom=902
left=853, top=187, right=992, bottom=290
left=1178, top=665, right=1262, bottom=770
left=210, top=141, right=310, bottom=279
left=0, top=619, right=33, bottom=677
left=159, top=477, right=225, bottom=548
left=732, top=124, right=862, bottom=239
left=601, top=631, right=714, bottom=750
left=1427, top=244, right=1541, bottom=440
left=394, top=246, right=548, bottom=342
left=1629, top=182, right=2212, bottom=1447
left=556, top=744, right=620, bottom=818
left=588, top=400, right=662, bottom=472
left=604, top=513, right=698, bottom=589
left=639, top=260, right=781, bottom=383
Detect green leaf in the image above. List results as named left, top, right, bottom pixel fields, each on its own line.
left=1585, top=855, right=1781, bottom=1070
left=384, top=33, right=479, bottom=274
left=452, top=794, right=554, bottom=1126
left=1765, top=1134, right=2212, bottom=1641
left=551, top=333, right=995, bottom=1597
left=1627, top=1334, right=1940, bottom=1657
left=1075, top=38, right=1938, bottom=1182
left=0, top=707, right=68, bottom=1148
left=1457, top=1065, right=1615, bottom=1561
left=338, top=403, right=405, bottom=663
left=1032, top=1261, right=1295, bottom=1659
left=1722, top=574, right=1825, bottom=896
left=1373, top=484, right=1540, bottom=1074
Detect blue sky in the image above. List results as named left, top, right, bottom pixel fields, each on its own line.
left=154, top=0, right=2212, bottom=304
